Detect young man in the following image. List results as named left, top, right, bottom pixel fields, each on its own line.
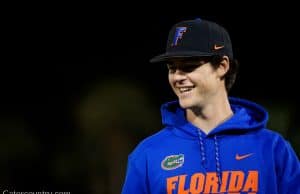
left=121, top=18, right=300, bottom=193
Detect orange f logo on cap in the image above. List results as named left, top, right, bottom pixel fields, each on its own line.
left=172, top=27, right=187, bottom=46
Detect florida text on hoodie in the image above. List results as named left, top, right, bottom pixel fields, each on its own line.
left=121, top=97, right=300, bottom=194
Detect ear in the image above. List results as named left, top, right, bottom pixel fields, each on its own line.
left=217, top=56, right=230, bottom=78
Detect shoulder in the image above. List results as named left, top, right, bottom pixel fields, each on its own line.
left=257, top=128, right=285, bottom=140
left=264, top=128, right=288, bottom=143
left=128, top=127, right=172, bottom=162
left=259, top=128, right=295, bottom=152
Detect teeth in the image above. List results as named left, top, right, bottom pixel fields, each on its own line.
left=179, top=87, right=193, bottom=93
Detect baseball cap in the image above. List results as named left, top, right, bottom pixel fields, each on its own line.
left=150, top=18, right=233, bottom=63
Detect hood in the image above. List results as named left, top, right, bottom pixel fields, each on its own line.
left=160, top=96, right=269, bottom=185
left=161, top=97, right=269, bottom=137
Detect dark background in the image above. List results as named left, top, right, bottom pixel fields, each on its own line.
left=1, top=4, right=299, bottom=194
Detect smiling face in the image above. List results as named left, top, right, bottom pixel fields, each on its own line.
left=167, top=57, right=229, bottom=109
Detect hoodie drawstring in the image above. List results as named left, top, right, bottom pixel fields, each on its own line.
left=197, top=130, right=207, bottom=169
left=214, top=135, right=222, bottom=185
left=197, top=131, right=222, bottom=185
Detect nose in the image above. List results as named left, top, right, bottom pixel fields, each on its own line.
left=172, top=69, right=187, bottom=82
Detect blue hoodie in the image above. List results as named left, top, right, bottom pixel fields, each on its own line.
left=122, top=97, right=300, bottom=194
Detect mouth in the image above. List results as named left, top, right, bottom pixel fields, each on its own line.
left=177, top=86, right=195, bottom=94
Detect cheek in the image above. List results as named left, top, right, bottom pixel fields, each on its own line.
left=168, top=74, right=177, bottom=93
left=168, top=73, right=173, bottom=86
left=191, top=75, right=212, bottom=92
left=199, top=76, right=220, bottom=93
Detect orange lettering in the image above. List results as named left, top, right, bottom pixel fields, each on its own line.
left=178, top=175, right=189, bottom=194
left=167, top=176, right=178, bottom=194
left=204, top=172, right=218, bottom=193
left=228, top=171, right=244, bottom=192
left=243, top=171, right=258, bottom=192
left=189, top=173, right=205, bottom=193
left=219, top=171, right=229, bottom=192
left=166, top=170, right=258, bottom=194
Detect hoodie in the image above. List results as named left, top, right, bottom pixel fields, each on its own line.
left=121, top=97, right=300, bottom=194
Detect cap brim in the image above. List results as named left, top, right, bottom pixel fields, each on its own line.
left=149, top=51, right=214, bottom=63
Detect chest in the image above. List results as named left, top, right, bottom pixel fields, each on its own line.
left=147, top=136, right=273, bottom=193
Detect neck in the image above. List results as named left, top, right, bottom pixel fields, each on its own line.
left=186, top=96, right=233, bottom=134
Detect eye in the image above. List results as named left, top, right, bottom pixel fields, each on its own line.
left=167, top=61, right=203, bottom=73
left=167, top=63, right=176, bottom=73
left=179, top=64, right=200, bottom=72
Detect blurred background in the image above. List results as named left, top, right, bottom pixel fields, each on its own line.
left=1, top=4, right=299, bottom=194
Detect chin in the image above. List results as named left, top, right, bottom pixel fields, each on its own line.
left=178, top=99, right=194, bottom=109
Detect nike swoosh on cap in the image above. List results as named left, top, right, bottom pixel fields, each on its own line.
left=213, top=44, right=224, bottom=50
